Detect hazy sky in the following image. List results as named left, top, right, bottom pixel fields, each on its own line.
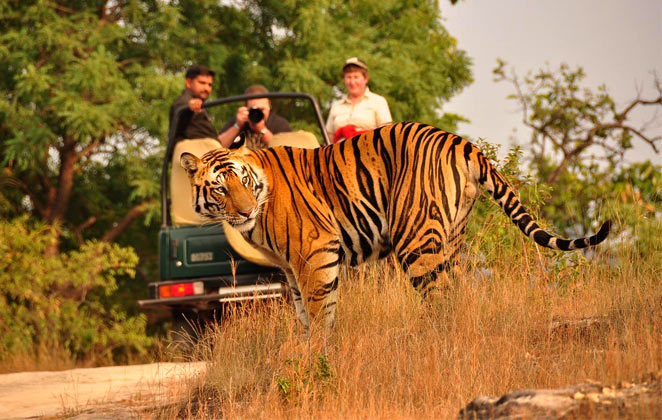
left=440, top=0, right=662, bottom=163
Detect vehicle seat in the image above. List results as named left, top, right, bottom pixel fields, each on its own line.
left=171, top=138, right=222, bottom=226
left=270, top=130, right=321, bottom=148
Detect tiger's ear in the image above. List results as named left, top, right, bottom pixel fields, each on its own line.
left=180, top=152, right=201, bottom=176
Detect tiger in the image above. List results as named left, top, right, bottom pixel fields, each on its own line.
left=180, top=122, right=611, bottom=332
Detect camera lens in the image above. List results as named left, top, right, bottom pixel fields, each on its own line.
left=248, top=107, right=264, bottom=124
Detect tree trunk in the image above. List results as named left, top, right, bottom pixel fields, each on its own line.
left=44, top=136, right=77, bottom=256
left=48, top=137, right=77, bottom=225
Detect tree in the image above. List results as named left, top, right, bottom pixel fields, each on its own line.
left=493, top=60, right=662, bottom=184
left=194, top=0, right=472, bottom=130
left=1, top=0, right=472, bottom=256
left=0, top=217, right=151, bottom=364
left=0, top=1, right=185, bottom=254
left=492, top=61, right=662, bottom=237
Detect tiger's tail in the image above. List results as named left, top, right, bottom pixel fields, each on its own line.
left=469, top=144, right=611, bottom=251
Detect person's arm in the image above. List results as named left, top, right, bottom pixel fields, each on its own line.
left=170, top=93, right=193, bottom=141
left=374, top=95, right=392, bottom=127
left=325, top=103, right=337, bottom=140
left=250, top=119, right=274, bottom=145
left=218, top=106, right=249, bottom=148
left=217, top=119, right=242, bottom=148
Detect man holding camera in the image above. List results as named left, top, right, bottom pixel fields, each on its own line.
left=218, top=85, right=292, bottom=148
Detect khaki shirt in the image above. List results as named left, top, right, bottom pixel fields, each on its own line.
left=326, top=88, right=392, bottom=137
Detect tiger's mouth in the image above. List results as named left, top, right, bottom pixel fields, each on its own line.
left=225, top=213, right=256, bottom=233
left=199, top=207, right=257, bottom=232
left=229, top=217, right=256, bottom=233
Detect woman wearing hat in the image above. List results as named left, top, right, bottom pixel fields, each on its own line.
left=326, top=57, right=393, bottom=143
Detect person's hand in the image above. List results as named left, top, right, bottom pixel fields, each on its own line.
left=188, top=98, right=203, bottom=113
left=250, top=118, right=267, bottom=134
left=236, top=106, right=249, bottom=127
left=249, top=119, right=272, bottom=145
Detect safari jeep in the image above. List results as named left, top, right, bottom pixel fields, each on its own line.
left=138, top=92, right=330, bottom=331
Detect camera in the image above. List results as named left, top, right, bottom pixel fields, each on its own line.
left=248, top=107, right=264, bottom=124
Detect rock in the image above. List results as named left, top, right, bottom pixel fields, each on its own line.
left=458, top=375, right=662, bottom=419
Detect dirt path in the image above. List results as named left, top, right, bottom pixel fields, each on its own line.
left=0, top=362, right=206, bottom=419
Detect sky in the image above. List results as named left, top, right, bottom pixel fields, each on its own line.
left=440, top=0, right=662, bottom=163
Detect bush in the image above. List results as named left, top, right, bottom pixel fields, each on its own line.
left=0, top=217, right=153, bottom=366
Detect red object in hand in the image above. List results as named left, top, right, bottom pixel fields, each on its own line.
left=334, top=125, right=368, bottom=143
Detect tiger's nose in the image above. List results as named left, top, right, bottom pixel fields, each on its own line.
left=237, top=206, right=254, bottom=218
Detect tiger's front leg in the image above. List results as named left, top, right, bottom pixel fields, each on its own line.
left=291, top=241, right=342, bottom=330
left=283, top=268, right=310, bottom=332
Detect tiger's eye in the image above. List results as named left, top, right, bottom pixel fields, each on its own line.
left=242, top=176, right=250, bottom=185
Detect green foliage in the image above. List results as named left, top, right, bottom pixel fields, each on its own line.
left=491, top=60, right=661, bottom=239
left=267, top=0, right=472, bottom=131
left=612, top=160, right=662, bottom=207
left=465, top=140, right=537, bottom=266
left=0, top=217, right=152, bottom=363
left=465, top=136, right=661, bottom=285
left=0, top=0, right=186, bottom=240
left=275, top=353, right=336, bottom=404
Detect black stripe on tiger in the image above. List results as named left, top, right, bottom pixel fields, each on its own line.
left=467, top=145, right=611, bottom=251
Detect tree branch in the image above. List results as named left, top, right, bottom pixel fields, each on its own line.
left=77, top=140, right=101, bottom=162
left=0, top=172, right=47, bottom=217
left=47, top=136, right=77, bottom=226
left=101, top=200, right=155, bottom=243
left=74, top=216, right=97, bottom=245
left=620, top=124, right=660, bottom=153
left=617, top=94, right=662, bottom=123
left=546, top=140, right=594, bottom=184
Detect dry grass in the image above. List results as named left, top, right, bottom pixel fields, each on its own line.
left=159, top=219, right=662, bottom=419
left=0, top=330, right=174, bottom=374
left=0, top=343, right=88, bottom=373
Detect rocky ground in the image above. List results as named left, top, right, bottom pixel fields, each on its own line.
left=459, top=373, right=662, bottom=420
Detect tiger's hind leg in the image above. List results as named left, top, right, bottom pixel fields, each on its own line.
left=394, top=177, right=478, bottom=298
left=398, top=246, right=461, bottom=299
left=393, top=224, right=467, bottom=299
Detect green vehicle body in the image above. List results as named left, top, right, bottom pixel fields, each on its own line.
left=159, top=224, right=263, bottom=281
left=138, top=92, right=329, bottom=318
left=138, top=224, right=283, bottom=309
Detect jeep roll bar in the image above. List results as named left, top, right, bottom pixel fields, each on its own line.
left=161, top=92, right=330, bottom=227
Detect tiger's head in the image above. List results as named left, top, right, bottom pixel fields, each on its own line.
left=180, top=148, right=268, bottom=232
